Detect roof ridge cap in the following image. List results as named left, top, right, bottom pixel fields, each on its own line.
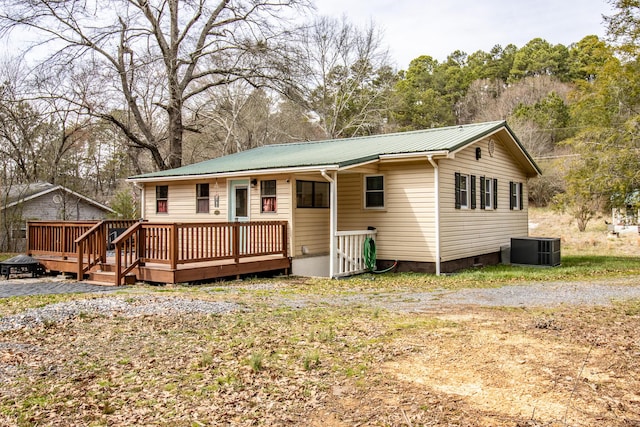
left=268, top=120, right=506, bottom=147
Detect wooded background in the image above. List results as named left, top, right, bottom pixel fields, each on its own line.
left=0, top=0, right=638, bottom=232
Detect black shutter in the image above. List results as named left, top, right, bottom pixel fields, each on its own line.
left=471, top=175, right=476, bottom=209
left=493, top=179, right=498, bottom=209
left=509, top=181, right=515, bottom=210
left=455, top=172, right=461, bottom=209
left=518, top=182, right=524, bottom=210
left=479, top=176, right=485, bottom=209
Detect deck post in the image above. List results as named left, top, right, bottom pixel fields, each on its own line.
left=233, top=222, right=240, bottom=264
left=99, top=223, right=106, bottom=265
left=170, top=223, right=178, bottom=270
left=281, top=222, right=288, bottom=258
left=115, top=241, right=122, bottom=286
left=77, top=242, right=84, bottom=280
left=137, top=223, right=146, bottom=266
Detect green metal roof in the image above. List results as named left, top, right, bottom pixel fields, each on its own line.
left=131, top=120, right=539, bottom=180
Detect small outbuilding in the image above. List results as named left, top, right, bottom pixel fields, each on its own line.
left=1, top=182, right=114, bottom=252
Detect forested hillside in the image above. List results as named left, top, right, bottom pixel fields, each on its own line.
left=0, top=0, right=638, bottom=232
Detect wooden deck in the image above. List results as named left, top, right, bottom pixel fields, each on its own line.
left=27, top=220, right=290, bottom=285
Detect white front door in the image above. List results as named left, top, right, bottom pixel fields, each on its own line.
left=229, top=180, right=249, bottom=222
left=229, top=180, right=250, bottom=255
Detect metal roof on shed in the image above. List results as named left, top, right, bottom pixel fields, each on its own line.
left=131, top=120, right=538, bottom=180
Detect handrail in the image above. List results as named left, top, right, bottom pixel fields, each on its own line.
left=75, top=220, right=107, bottom=279
left=74, top=219, right=140, bottom=280
left=114, top=222, right=143, bottom=286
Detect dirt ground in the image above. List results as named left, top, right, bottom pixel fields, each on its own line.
left=305, top=301, right=640, bottom=427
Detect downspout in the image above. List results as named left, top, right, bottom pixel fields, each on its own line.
left=427, top=156, right=441, bottom=276
left=320, top=169, right=337, bottom=278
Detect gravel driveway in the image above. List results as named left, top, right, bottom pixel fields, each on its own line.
left=1, top=275, right=640, bottom=332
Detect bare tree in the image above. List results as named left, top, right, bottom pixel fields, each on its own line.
left=188, top=83, right=274, bottom=157
left=0, top=0, right=310, bottom=171
left=299, top=16, right=397, bottom=138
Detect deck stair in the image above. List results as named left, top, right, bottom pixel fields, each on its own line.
left=87, top=267, right=136, bottom=285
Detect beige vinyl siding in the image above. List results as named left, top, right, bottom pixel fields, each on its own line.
left=337, top=162, right=437, bottom=262
left=143, top=176, right=292, bottom=223
left=144, top=180, right=229, bottom=222
left=439, top=137, right=529, bottom=262
left=251, top=176, right=294, bottom=257
left=249, top=175, right=291, bottom=221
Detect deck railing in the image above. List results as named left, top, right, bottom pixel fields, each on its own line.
left=334, top=229, right=377, bottom=277
left=27, top=220, right=289, bottom=285
left=28, top=221, right=99, bottom=258
left=113, top=221, right=288, bottom=285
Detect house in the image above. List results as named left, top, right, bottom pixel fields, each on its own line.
left=128, top=120, right=540, bottom=277
left=1, top=182, right=115, bottom=252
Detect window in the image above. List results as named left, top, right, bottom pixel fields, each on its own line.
left=260, top=180, right=277, bottom=213
left=196, top=183, right=209, bottom=213
left=455, top=173, right=470, bottom=209
left=364, top=175, right=384, bottom=209
left=156, top=185, right=168, bottom=213
left=510, top=181, right=523, bottom=210
left=296, top=180, right=329, bottom=208
left=12, top=226, right=26, bottom=239
left=481, top=177, right=497, bottom=210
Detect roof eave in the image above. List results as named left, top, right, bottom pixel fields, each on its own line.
left=449, top=122, right=541, bottom=177
left=128, top=164, right=341, bottom=183
left=1, top=185, right=115, bottom=213
left=503, top=122, right=542, bottom=176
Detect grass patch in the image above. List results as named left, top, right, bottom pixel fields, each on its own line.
left=0, top=252, right=17, bottom=262
left=247, top=351, right=265, bottom=373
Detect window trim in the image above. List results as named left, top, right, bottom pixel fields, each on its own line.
left=456, top=173, right=471, bottom=209
left=364, top=174, right=385, bottom=210
left=510, top=181, right=523, bottom=210
left=296, top=180, right=330, bottom=209
left=156, top=185, right=168, bottom=214
left=481, top=176, right=494, bottom=210
left=196, top=183, right=210, bottom=214
left=260, top=179, right=277, bottom=213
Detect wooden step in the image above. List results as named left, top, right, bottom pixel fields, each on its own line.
left=98, top=263, right=117, bottom=273
left=87, top=270, right=136, bottom=285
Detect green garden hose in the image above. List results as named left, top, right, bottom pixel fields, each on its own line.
left=363, top=236, right=397, bottom=274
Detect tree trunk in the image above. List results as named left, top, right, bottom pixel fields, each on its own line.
left=167, top=104, right=183, bottom=169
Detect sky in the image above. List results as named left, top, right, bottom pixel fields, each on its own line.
left=314, top=0, right=615, bottom=68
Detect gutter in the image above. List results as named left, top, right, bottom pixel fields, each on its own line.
left=128, top=165, right=340, bottom=184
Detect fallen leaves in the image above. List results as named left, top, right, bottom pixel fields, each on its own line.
left=0, top=290, right=639, bottom=426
